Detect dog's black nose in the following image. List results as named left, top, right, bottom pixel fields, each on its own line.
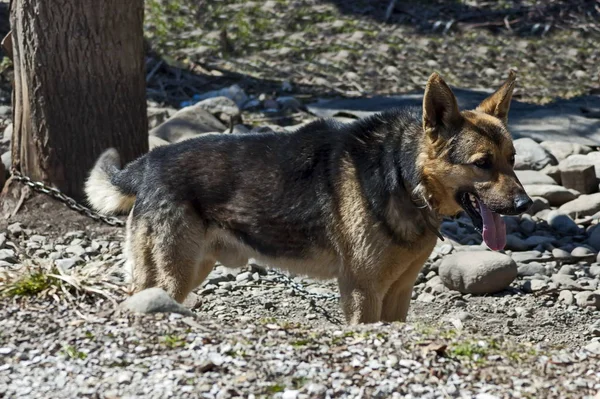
left=514, top=194, right=533, bottom=213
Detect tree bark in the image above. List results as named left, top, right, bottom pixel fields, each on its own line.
left=9, top=0, right=148, bottom=201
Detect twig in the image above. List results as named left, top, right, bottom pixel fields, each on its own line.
left=385, top=0, right=397, bottom=22
left=11, top=186, right=29, bottom=217
left=146, top=60, right=164, bottom=83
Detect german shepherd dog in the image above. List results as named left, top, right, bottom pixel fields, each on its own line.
left=85, top=71, right=532, bottom=324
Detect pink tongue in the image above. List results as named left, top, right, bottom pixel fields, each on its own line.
left=479, top=201, right=506, bottom=251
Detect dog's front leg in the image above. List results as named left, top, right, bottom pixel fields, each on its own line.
left=338, top=275, right=383, bottom=324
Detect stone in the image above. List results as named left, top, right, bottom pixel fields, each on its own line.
left=546, top=210, right=580, bottom=235
left=523, top=185, right=578, bottom=206
left=525, top=197, right=550, bottom=215
left=559, top=152, right=600, bottom=178
left=541, top=165, right=562, bottom=185
left=558, top=265, right=575, bottom=275
left=195, top=96, right=242, bottom=124
left=575, top=291, right=600, bottom=310
left=515, top=170, right=557, bottom=185
left=540, top=141, right=592, bottom=162
left=514, top=138, right=557, bottom=171
left=552, top=248, right=573, bottom=262
left=182, top=292, right=202, bottom=310
left=235, top=271, right=252, bottom=282
left=517, top=262, right=547, bottom=277
left=0, top=249, right=16, bottom=263
left=584, top=341, right=600, bottom=355
left=148, top=135, right=169, bottom=150
left=510, top=250, right=542, bottom=263
left=571, top=246, right=595, bottom=258
left=558, top=290, right=575, bottom=305
left=438, top=252, right=517, bottom=295
left=590, top=264, right=600, bottom=278
left=2, top=123, right=12, bottom=144
left=7, top=223, right=23, bottom=236
left=149, top=102, right=227, bottom=143
left=588, top=227, right=600, bottom=252
left=277, top=96, right=303, bottom=111
left=55, top=258, right=80, bottom=271
left=505, top=235, right=529, bottom=251
left=560, top=164, right=597, bottom=194
left=551, top=274, right=581, bottom=290
left=120, top=288, right=195, bottom=317
left=65, top=245, right=86, bottom=256
left=519, top=214, right=536, bottom=234
left=522, top=279, right=548, bottom=292
left=559, top=193, right=600, bottom=219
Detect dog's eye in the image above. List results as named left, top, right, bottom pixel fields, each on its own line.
left=509, top=154, right=515, bottom=166
left=473, top=157, right=492, bottom=170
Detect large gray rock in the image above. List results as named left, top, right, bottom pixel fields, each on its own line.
left=514, top=138, right=558, bottom=171
left=559, top=193, right=600, bottom=218
left=540, top=141, right=592, bottom=162
left=149, top=102, right=227, bottom=143
left=558, top=152, right=600, bottom=177
left=120, top=288, right=195, bottom=316
left=523, top=184, right=579, bottom=206
left=438, top=252, right=518, bottom=295
left=515, top=170, right=557, bottom=185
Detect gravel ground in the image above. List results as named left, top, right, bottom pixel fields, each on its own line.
left=1, top=298, right=599, bottom=399
left=1, top=190, right=600, bottom=398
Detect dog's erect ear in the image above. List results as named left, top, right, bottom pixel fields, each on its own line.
left=476, top=70, right=517, bottom=125
left=422, top=73, right=462, bottom=140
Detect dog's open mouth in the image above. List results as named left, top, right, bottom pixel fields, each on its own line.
left=459, top=193, right=506, bottom=251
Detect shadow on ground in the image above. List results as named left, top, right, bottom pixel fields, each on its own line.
left=324, top=0, right=600, bottom=36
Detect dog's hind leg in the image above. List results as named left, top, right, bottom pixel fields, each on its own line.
left=151, top=204, right=206, bottom=303
left=127, top=212, right=158, bottom=292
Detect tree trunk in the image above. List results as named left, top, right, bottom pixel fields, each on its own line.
left=9, top=0, right=148, bottom=201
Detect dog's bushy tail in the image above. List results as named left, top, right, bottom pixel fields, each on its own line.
left=84, top=148, right=144, bottom=215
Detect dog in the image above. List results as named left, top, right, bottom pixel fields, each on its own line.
left=85, top=71, right=532, bottom=325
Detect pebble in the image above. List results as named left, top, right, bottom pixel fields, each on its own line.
left=518, top=262, right=547, bottom=277
left=558, top=265, right=575, bottom=275
left=575, top=292, right=600, bottom=310
left=120, top=288, right=195, bottom=317
left=551, top=274, right=581, bottom=290
left=0, top=248, right=16, bottom=263
left=558, top=290, right=575, bottom=305
left=235, top=272, right=252, bottom=282
left=571, top=246, right=595, bottom=258
left=523, top=279, right=548, bottom=292
left=7, top=223, right=23, bottom=236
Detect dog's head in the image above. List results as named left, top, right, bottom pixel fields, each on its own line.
left=418, top=70, right=531, bottom=251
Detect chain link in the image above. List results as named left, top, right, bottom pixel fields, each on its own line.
left=9, top=169, right=125, bottom=227
left=8, top=169, right=342, bottom=308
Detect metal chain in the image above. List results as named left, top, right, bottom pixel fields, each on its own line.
left=9, top=169, right=125, bottom=227
left=9, top=169, right=342, bottom=309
